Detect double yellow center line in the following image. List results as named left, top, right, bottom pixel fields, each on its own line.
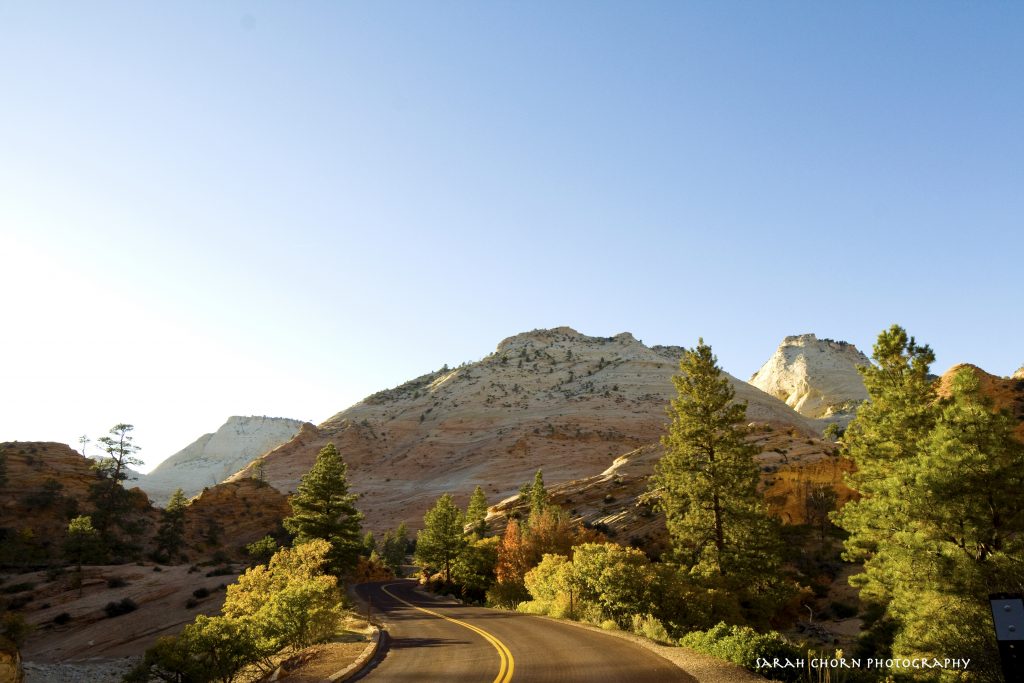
left=381, top=583, right=515, bottom=683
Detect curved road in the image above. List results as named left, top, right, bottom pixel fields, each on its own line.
left=353, top=580, right=695, bottom=682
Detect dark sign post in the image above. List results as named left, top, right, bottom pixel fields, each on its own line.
left=990, top=593, right=1024, bottom=682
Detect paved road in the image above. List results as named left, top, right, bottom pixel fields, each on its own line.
left=353, top=580, right=695, bottom=683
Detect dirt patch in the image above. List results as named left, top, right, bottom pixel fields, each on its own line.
left=273, top=641, right=370, bottom=681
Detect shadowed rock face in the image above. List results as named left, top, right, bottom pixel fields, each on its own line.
left=182, top=478, right=291, bottom=560
left=749, top=333, right=871, bottom=420
left=139, top=416, right=305, bottom=506
left=228, top=327, right=817, bottom=533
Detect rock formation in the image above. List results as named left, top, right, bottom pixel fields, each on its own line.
left=229, top=327, right=818, bottom=533
left=0, top=442, right=158, bottom=566
left=139, top=416, right=305, bottom=506
left=749, top=334, right=871, bottom=420
left=938, top=364, right=1024, bottom=441
left=1013, top=365, right=1024, bottom=380
left=182, top=479, right=291, bottom=559
left=485, top=424, right=855, bottom=557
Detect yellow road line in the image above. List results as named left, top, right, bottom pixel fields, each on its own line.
left=381, top=582, right=514, bottom=683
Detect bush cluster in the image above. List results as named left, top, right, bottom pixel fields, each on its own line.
left=127, top=540, right=344, bottom=683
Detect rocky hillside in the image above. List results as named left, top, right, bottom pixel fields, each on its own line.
left=938, top=364, right=1024, bottom=441
left=1014, top=365, right=1024, bottom=380
left=0, top=441, right=287, bottom=568
left=230, top=327, right=818, bottom=533
left=749, top=334, right=870, bottom=421
left=182, top=479, right=291, bottom=560
left=485, top=425, right=854, bottom=558
left=139, top=416, right=305, bottom=506
left=0, top=442, right=157, bottom=567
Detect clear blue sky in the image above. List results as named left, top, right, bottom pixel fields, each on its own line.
left=2, top=2, right=1022, bottom=469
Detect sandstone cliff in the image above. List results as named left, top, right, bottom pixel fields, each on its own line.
left=229, top=327, right=817, bottom=533
left=0, top=442, right=158, bottom=567
left=749, top=334, right=870, bottom=420
left=182, top=479, right=291, bottom=559
left=140, top=416, right=305, bottom=506
left=1013, top=366, right=1024, bottom=380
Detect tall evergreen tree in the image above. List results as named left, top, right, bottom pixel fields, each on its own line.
left=835, top=330, right=1024, bottom=677
left=651, top=339, right=781, bottom=579
left=283, top=443, right=363, bottom=577
left=65, top=515, right=102, bottom=593
left=155, top=488, right=188, bottom=562
left=90, top=423, right=143, bottom=533
left=415, top=493, right=466, bottom=584
left=833, top=325, right=938, bottom=606
left=465, top=485, right=489, bottom=538
left=380, top=522, right=409, bottom=575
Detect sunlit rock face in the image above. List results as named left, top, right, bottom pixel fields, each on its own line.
left=139, top=416, right=305, bottom=505
left=227, top=327, right=816, bottom=533
left=749, top=333, right=871, bottom=420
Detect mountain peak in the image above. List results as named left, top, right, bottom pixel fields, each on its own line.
left=749, top=334, right=871, bottom=419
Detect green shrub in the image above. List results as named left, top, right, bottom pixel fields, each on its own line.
left=631, top=613, right=671, bottom=644
left=679, top=622, right=802, bottom=681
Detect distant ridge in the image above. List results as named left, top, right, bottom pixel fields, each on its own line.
left=139, top=415, right=305, bottom=505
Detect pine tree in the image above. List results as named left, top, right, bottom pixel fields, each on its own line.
left=651, top=339, right=781, bottom=579
left=466, top=485, right=489, bottom=538
left=362, top=531, right=377, bottom=556
left=380, top=523, right=409, bottom=575
left=155, top=488, right=187, bottom=562
left=65, top=515, right=102, bottom=593
left=90, top=423, right=143, bottom=534
left=415, top=493, right=466, bottom=584
left=833, top=325, right=938, bottom=606
left=283, top=443, right=363, bottom=576
left=888, top=368, right=1024, bottom=677
left=834, top=334, right=1024, bottom=677
left=517, top=469, right=548, bottom=521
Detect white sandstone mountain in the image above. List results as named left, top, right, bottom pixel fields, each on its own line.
left=228, top=327, right=819, bottom=532
left=749, top=333, right=871, bottom=420
left=139, top=415, right=305, bottom=505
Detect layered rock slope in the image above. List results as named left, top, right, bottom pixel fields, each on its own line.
left=230, top=327, right=818, bottom=532
left=486, top=425, right=854, bottom=557
left=749, top=334, right=871, bottom=420
left=140, top=416, right=305, bottom=505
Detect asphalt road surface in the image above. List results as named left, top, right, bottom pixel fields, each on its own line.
left=353, top=580, right=695, bottom=683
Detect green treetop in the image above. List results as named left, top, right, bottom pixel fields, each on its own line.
left=651, top=339, right=781, bottom=579
left=283, top=443, right=364, bottom=577
left=833, top=325, right=938, bottom=605
left=415, top=493, right=467, bottom=584
left=465, top=485, right=489, bottom=538
left=154, top=488, right=188, bottom=562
